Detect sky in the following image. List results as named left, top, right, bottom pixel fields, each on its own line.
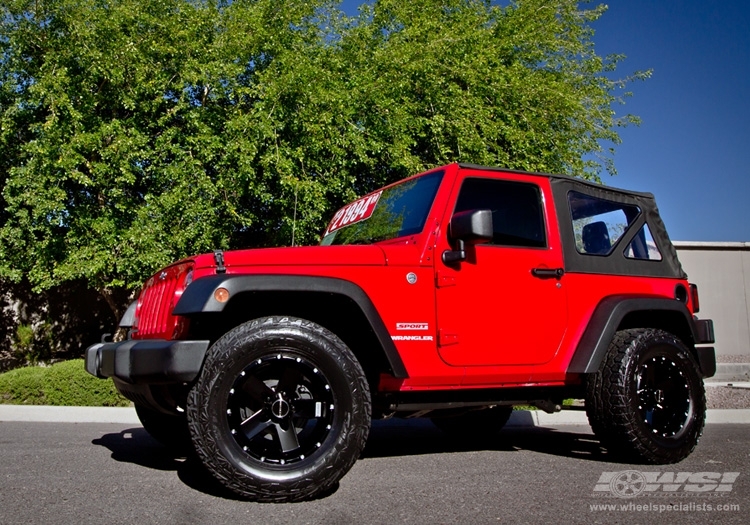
left=591, top=1, right=750, bottom=242
left=339, top=1, right=750, bottom=242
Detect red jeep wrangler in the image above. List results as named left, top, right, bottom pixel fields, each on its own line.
left=86, top=163, right=715, bottom=502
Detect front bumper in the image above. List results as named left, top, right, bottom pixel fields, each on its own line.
left=85, top=339, right=210, bottom=384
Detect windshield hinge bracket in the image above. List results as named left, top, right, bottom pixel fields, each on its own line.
left=214, top=250, right=226, bottom=274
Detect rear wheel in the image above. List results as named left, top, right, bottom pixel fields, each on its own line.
left=187, top=316, right=371, bottom=502
left=586, top=328, right=706, bottom=463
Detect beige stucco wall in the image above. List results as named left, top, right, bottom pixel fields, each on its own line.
left=674, top=242, right=750, bottom=358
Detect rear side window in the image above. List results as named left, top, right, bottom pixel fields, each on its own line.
left=454, top=178, right=546, bottom=248
left=567, top=191, right=641, bottom=255
left=625, top=223, right=663, bottom=261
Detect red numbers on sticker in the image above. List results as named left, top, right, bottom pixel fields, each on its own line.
left=325, top=192, right=382, bottom=236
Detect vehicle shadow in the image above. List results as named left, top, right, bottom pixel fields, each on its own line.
left=92, top=428, right=242, bottom=500
left=91, top=417, right=629, bottom=500
left=361, top=417, right=620, bottom=464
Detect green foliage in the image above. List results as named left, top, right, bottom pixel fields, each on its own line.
left=0, top=364, right=46, bottom=404
left=0, top=359, right=129, bottom=406
left=0, top=0, right=649, bottom=298
left=12, top=324, right=34, bottom=360
left=12, top=322, right=53, bottom=364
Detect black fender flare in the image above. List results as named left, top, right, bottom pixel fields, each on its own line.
left=567, top=296, right=715, bottom=376
left=173, top=274, right=408, bottom=378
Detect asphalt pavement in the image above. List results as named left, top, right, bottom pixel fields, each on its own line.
left=0, top=420, right=747, bottom=524
left=2, top=385, right=748, bottom=524
left=1, top=404, right=749, bottom=425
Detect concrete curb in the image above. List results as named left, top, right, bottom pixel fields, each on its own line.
left=705, top=381, right=750, bottom=388
left=2, top=405, right=750, bottom=426
left=0, top=405, right=140, bottom=424
left=707, top=363, right=750, bottom=382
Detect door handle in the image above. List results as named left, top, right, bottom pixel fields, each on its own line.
left=531, top=268, right=564, bottom=279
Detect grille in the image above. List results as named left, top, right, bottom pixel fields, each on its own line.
left=134, top=263, right=191, bottom=339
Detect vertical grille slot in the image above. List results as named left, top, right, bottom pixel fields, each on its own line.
left=136, top=266, right=186, bottom=338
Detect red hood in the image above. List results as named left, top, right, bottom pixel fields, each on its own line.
left=192, top=245, right=387, bottom=270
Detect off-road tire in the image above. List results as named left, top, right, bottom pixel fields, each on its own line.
left=135, top=404, right=191, bottom=452
left=431, top=405, right=513, bottom=438
left=585, top=328, right=706, bottom=464
left=186, top=316, right=371, bottom=502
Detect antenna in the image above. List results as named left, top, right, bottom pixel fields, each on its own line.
left=291, top=180, right=298, bottom=247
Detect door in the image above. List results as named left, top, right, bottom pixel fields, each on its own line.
left=435, top=176, right=567, bottom=367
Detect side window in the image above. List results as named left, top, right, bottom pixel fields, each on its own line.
left=625, top=223, right=663, bottom=261
left=454, top=178, right=546, bottom=248
left=568, top=191, right=641, bottom=255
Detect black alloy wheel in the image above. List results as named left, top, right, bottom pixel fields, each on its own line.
left=636, top=354, right=693, bottom=440
left=187, top=316, right=371, bottom=502
left=585, top=328, right=706, bottom=464
left=226, top=353, right=336, bottom=465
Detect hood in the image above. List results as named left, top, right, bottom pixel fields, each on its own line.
left=192, top=245, right=387, bottom=271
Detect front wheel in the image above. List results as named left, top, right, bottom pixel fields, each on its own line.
left=186, top=316, right=371, bottom=502
left=586, top=328, right=706, bottom=464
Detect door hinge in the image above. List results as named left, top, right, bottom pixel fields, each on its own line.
left=439, top=329, right=458, bottom=346
left=436, top=272, right=456, bottom=288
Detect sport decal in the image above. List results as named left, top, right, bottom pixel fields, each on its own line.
left=324, top=191, right=382, bottom=236
left=396, top=323, right=429, bottom=331
left=392, top=322, right=432, bottom=341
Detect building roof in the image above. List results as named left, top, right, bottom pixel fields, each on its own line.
left=673, top=241, right=750, bottom=250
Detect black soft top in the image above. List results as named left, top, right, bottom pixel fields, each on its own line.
left=458, top=164, right=686, bottom=279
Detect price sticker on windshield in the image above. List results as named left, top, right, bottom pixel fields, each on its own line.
left=324, top=191, right=382, bottom=236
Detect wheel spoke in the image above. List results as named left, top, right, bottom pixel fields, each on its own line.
left=294, top=399, right=320, bottom=419
left=650, top=406, right=666, bottom=431
left=275, top=421, right=301, bottom=452
left=276, top=365, right=303, bottom=397
left=239, top=409, right=273, bottom=439
left=636, top=356, right=692, bottom=437
left=241, top=375, right=275, bottom=408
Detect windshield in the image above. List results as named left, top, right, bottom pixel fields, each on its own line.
left=321, top=170, right=444, bottom=245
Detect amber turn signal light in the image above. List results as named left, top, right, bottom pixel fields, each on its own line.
left=214, top=287, right=230, bottom=303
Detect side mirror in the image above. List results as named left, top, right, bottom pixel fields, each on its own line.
left=443, top=209, right=493, bottom=264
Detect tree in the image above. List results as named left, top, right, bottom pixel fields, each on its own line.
left=337, top=0, right=646, bottom=179
left=0, top=0, right=648, bottom=315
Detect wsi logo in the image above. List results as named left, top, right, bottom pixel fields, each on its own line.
left=594, top=471, right=740, bottom=498
left=396, top=323, right=429, bottom=331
